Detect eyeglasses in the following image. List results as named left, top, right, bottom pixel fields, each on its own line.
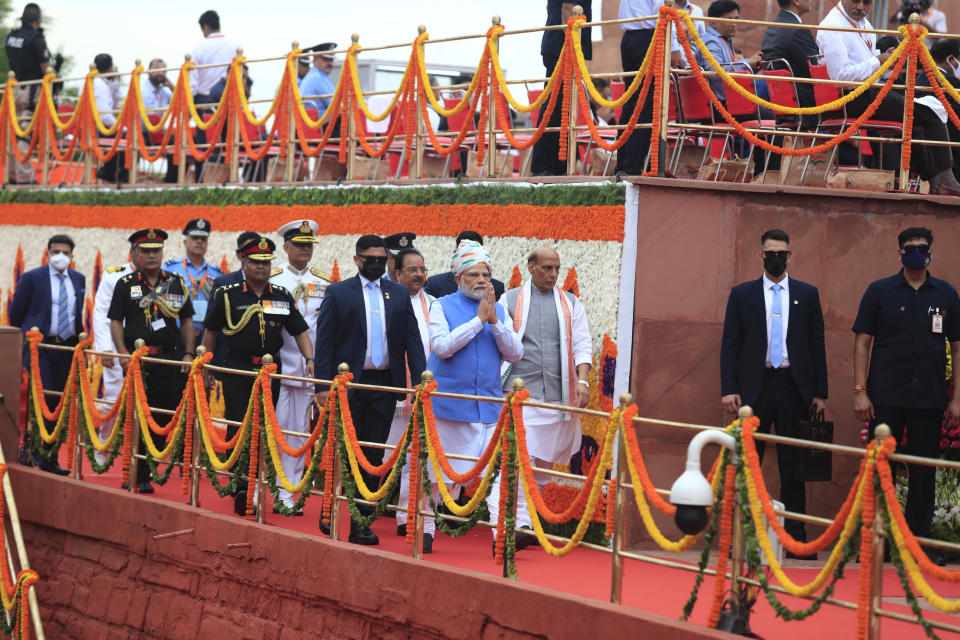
left=402, top=267, right=428, bottom=275
left=902, top=244, right=930, bottom=254
left=357, top=254, right=387, bottom=264
left=762, top=250, right=791, bottom=259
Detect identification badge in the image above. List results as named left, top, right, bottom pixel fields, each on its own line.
left=262, top=300, right=290, bottom=315
left=130, top=285, right=143, bottom=300
left=151, top=318, right=166, bottom=331
left=933, top=314, right=943, bottom=334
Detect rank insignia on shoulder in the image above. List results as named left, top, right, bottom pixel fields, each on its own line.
left=163, top=258, right=178, bottom=266
left=310, top=267, right=331, bottom=280
left=106, top=265, right=126, bottom=273
left=270, top=267, right=283, bottom=277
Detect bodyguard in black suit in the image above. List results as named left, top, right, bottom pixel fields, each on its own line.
left=761, top=0, right=820, bottom=119
left=424, top=230, right=505, bottom=300
left=720, top=229, right=827, bottom=555
left=10, top=234, right=85, bottom=475
left=314, top=234, right=426, bottom=544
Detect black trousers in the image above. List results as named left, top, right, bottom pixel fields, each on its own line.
left=753, top=368, right=809, bottom=541
left=222, top=360, right=280, bottom=439
left=348, top=369, right=397, bottom=517
left=31, top=337, right=76, bottom=462
left=530, top=54, right=566, bottom=176
left=139, top=359, right=186, bottom=485
left=845, top=89, right=952, bottom=180
left=870, top=407, right=943, bottom=539
left=615, top=29, right=656, bottom=175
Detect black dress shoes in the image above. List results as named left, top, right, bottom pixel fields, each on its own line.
left=348, top=523, right=379, bottom=545
left=397, top=524, right=407, bottom=537
left=233, top=490, right=248, bottom=516
left=33, top=454, right=69, bottom=476
left=516, top=526, right=537, bottom=550
left=137, top=482, right=154, bottom=494
left=422, top=533, right=433, bottom=554
left=318, top=519, right=331, bottom=535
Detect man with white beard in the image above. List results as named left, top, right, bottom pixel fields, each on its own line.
left=427, top=240, right=531, bottom=549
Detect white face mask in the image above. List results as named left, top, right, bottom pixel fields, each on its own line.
left=49, top=252, right=70, bottom=272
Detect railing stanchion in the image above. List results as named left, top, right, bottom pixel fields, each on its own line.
left=177, top=55, right=189, bottom=186
left=285, top=46, right=297, bottom=183
left=328, top=362, right=349, bottom=541
left=254, top=353, right=273, bottom=524
left=566, top=6, right=584, bottom=176
left=229, top=52, right=242, bottom=184
left=412, top=371, right=432, bottom=559
left=3, top=72, right=13, bottom=185
left=83, top=65, right=96, bottom=185
left=658, top=1, right=675, bottom=178
left=190, top=347, right=205, bottom=508
left=127, top=339, right=145, bottom=493
left=346, top=33, right=359, bottom=182
left=487, top=15, right=500, bottom=178
left=868, top=424, right=891, bottom=640
left=72, top=334, right=89, bottom=481
left=414, top=26, right=426, bottom=181
left=610, top=392, right=631, bottom=604
left=899, top=13, right=919, bottom=193
left=128, top=60, right=141, bottom=186
left=39, top=100, right=49, bottom=187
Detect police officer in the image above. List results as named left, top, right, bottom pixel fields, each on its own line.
left=108, top=228, right=196, bottom=493
left=202, top=235, right=313, bottom=514
left=164, top=218, right=222, bottom=338
left=383, top=232, right=416, bottom=282
left=5, top=3, right=50, bottom=183
left=269, top=219, right=330, bottom=514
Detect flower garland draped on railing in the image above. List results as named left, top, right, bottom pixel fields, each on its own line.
left=0, top=464, right=39, bottom=639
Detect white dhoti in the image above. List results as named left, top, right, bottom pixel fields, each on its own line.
left=94, top=362, right=125, bottom=466
left=521, top=404, right=581, bottom=491
left=275, top=383, right=313, bottom=508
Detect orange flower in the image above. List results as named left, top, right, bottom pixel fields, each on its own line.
left=707, top=463, right=737, bottom=628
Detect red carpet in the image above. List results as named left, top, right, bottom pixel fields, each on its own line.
left=68, top=454, right=957, bottom=639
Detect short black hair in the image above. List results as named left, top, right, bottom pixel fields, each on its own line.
left=708, top=0, right=740, bottom=18
left=22, top=3, right=40, bottom=23
left=356, top=234, right=385, bottom=254
left=594, top=77, right=610, bottom=92
left=898, top=227, right=933, bottom=248
left=235, top=230, right=259, bottom=250
left=199, top=10, right=220, bottom=31
left=94, top=53, right=113, bottom=74
left=455, top=230, right=483, bottom=246
left=930, top=38, right=960, bottom=64
left=394, top=248, right=423, bottom=272
left=876, top=35, right=900, bottom=53
left=776, top=0, right=791, bottom=7
left=48, top=234, right=74, bottom=250
left=761, top=229, right=789, bottom=245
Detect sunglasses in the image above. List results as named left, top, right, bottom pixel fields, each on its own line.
left=762, top=250, right=791, bottom=259
left=902, top=244, right=930, bottom=254
left=357, top=254, right=388, bottom=264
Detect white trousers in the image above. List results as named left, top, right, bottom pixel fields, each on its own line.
left=94, top=362, right=125, bottom=466
left=275, top=383, right=313, bottom=507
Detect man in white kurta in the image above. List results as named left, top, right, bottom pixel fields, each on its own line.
left=501, top=247, right=592, bottom=528
left=92, top=260, right=133, bottom=466
left=427, top=241, right=524, bottom=543
left=268, top=219, right=328, bottom=513
left=384, top=249, right=437, bottom=548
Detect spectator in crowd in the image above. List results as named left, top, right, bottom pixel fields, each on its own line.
left=818, top=0, right=960, bottom=195
left=589, top=78, right=616, bottom=125
left=164, top=218, right=222, bottom=339
left=424, top=230, right=505, bottom=300
left=615, top=1, right=683, bottom=176
left=296, top=55, right=310, bottom=84
left=426, top=240, right=528, bottom=550
left=891, top=0, right=947, bottom=34
left=383, top=232, right=417, bottom=282
left=501, top=247, right=592, bottom=532
left=698, top=1, right=761, bottom=103
left=140, top=58, right=179, bottom=182
left=4, top=3, right=49, bottom=184
left=762, top=0, right=819, bottom=119
left=388, top=247, right=436, bottom=552
left=109, top=229, right=195, bottom=494
left=853, top=227, right=960, bottom=566
left=203, top=235, right=313, bottom=514
left=721, top=229, right=827, bottom=558
left=313, top=234, right=426, bottom=545
left=190, top=10, right=239, bottom=106
left=530, top=1, right=592, bottom=176
left=269, top=219, right=329, bottom=515
left=923, top=38, right=960, bottom=181
left=299, top=42, right=337, bottom=114
left=93, top=53, right=127, bottom=183
left=677, top=0, right=707, bottom=37
left=9, top=233, right=84, bottom=475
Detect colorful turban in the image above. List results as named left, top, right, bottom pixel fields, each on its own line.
left=450, top=240, right=493, bottom=275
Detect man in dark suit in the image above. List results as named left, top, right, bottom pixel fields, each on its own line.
left=424, top=230, right=505, bottom=300
left=314, top=234, right=426, bottom=545
left=720, top=228, right=827, bottom=558
left=761, top=0, right=819, bottom=126
left=10, top=234, right=85, bottom=475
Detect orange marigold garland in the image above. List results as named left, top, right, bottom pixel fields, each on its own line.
left=494, top=414, right=511, bottom=565
left=856, top=444, right=877, bottom=640
left=120, top=348, right=145, bottom=486
left=562, top=267, right=580, bottom=297
left=405, top=386, right=422, bottom=544
left=901, top=33, right=918, bottom=181
left=643, top=14, right=668, bottom=176
left=244, top=366, right=270, bottom=516
left=706, top=462, right=737, bottom=628
left=605, top=476, right=617, bottom=538
left=508, top=265, right=522, bottom=290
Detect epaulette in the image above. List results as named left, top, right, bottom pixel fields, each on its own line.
left=163, top=258, right=179, bottom=267
left=222, top=281, right=242, bottom=290
left=272, top=283, right=290, bottom=294
left=270, top=267, right=283, bottom=277
left=106, top=264, right=126, bottom=273
left=311, top=267, right=331, bottom=281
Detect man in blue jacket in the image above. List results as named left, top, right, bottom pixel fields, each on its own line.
left=10, top=233, right=85, bottom=474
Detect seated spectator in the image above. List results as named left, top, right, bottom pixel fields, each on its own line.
left=190, top=10, right=240, bottom=106
left=697, top=1, right=761, bottom=102
left=93, top=53, right=127, bottom=183
left=818, top=1, right=960, bottom=195
left=141, top=58, right=173, bottom=111
left=299, top=42, right=337, bottom=114
left=891, top=0, right=946, bottom=34
left=761, top=0, right=818, bottom=118
left=589, top=77, right=616, bottom=125
left=921, top=38, right=960, bottom=182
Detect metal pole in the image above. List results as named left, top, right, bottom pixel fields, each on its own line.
left=346, top=33, right=359, bottom=182
left=39, top=98, right=49, bottom=186
left=128, top=60, right=141, bottom=186
left=658, top=1, right=675, bottom=178
left=229, top=52, right=242, bottom=184
left=414, top=26, right=426, bottom=181
left=487, top=15, right=501, bottom=178
left=328, top=362, right=350, bottom=542
left=3, top=72, right=12, bottom=185
left=177, top=55, right=189, bottom=186
left=412, top=371, right=432, bottom=559
left=899, top=13, right=920, bottom=193
left=566, top=6, right=584, bottom=176
left=610, top=393, right=632, bottom=604
left=868, top=424, right=892, bottom=640
left=285, top=44, right=297, bottom=184
left=83, top=65, right=97, bottom=185
left=72, top=334, right=89, bottom=481
left=128, top=339, right=145, bottom=494
left=254, top=353, right=272, bottom=525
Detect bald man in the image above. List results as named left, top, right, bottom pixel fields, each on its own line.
left=501, top=247, right=593, bottom=526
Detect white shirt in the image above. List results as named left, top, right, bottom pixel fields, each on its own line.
left=762, top=273, right=790, bottom=367
left=429, top=299, right=523, bottom=364
left=93, top=263, right=133, bottom=353
left=48, top=265, right=76, bottom=337
left=270, top=263, right=329, bottom=386
left=619, top=0, right=683, bottom=52
left=190, top=32, right=240, bottom=96
left=409, top=290, right=433, bottom=360
left=93, top=76, right=119, bottom=127
left=360, top=275, right=390, bottom=370
left=140, top=74, right=172, bottom=111
left=817, top=4, right=879, bottom=83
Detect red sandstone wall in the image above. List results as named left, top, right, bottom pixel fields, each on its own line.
left=14, top=466, right=729, bottom=640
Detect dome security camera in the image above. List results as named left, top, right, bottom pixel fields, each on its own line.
left=668, top=429, right=739, bottom=535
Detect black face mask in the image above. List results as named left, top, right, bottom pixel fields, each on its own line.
left=358, top=256, right=387, bottom=280
left=763, top=254, right=788, bottom=278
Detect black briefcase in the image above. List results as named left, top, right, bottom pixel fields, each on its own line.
left=794, top=412, right=833, bottom=482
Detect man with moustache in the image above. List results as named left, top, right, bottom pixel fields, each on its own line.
left=427, top=240, right=526, bottom=549
left=108, top=229, right=196, bottom=493
left=386, top=247, right=437, bottom=552
left=165, top=218, right=222, bottom=340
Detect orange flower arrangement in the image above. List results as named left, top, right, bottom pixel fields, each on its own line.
left=0, top=464, right=40, bottom=638
left=260, top=368, right=325, bottom=458
left=706, top=462, right=737, bottom=628
left=508, top=265, right=522, bottom=290
left=604, top=477, right=617, bottom=537
left=320, top=379, right=339, bottom=526
left=856, top=445, right=877, bottom=640
left=643, top=15, right=668, bottom=176
left=405, top=390, right=421, bottom=544
left=562, top=267, right=579, bottom=297
left=120, top=347, right=147, bottom=485
left=244, top=366, right=268, bottom=516
left=494, top=418, right=511, bottom=565
left=421, top=383, right=503, bottom=484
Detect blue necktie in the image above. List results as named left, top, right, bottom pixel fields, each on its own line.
left=368, top=281, right=384, bottom=368
left=769, top=283, right=783, bottom=369
left=56, top=273, right=72, bottom=340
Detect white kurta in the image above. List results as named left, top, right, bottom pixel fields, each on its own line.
left=269, top=262, right=328, bottom=506
left=92, top=263, right=133, bottom=465
left=502, top=282, right=592, bottom=464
